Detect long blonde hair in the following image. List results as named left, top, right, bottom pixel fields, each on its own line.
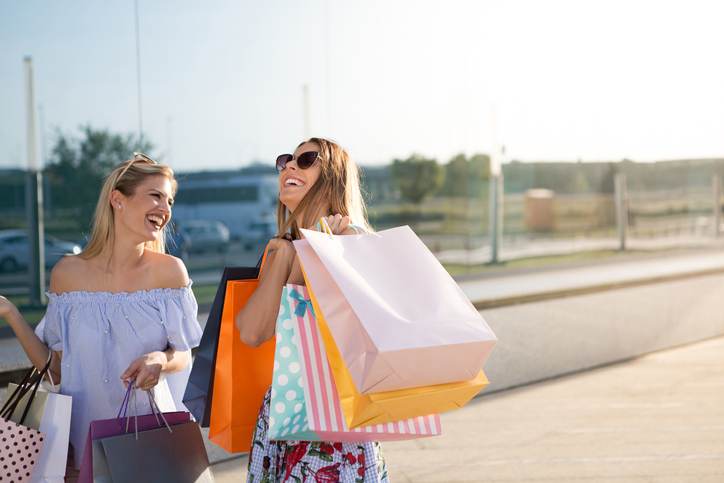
left=80, top=155, right=177, bottom=259
left=277, top=137, right=371, bottom=239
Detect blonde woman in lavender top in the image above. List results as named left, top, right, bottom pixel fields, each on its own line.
left=0, top=154, right=202, bottom=476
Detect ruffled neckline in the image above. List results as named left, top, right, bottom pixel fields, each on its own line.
left=46, top=281, right=194, bottom=303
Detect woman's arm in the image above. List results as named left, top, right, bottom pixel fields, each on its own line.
left=0, top=296, right=61, bottom=383
left=235, top=238, right=295, bottom=347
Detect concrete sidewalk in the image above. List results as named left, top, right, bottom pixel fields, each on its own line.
left=211, top=335, right=724, bottom=482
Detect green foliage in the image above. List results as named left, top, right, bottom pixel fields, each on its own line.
left=44, top=126, right=154, bottom=225
left=503, top=161, right=615, bottom=194
left=390, top=154, right=444, bottom=204
left=441, top=153, right=490, bottom=197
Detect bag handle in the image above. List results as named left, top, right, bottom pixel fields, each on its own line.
left=319, top=217, right=334, bottom=236
left=1, top=354, right=52, bottom=425
left=0, top=364, right=37, bottom=418
left=255, top=243, right=273, bottom=277
left=116, top=381, right=173, bottom=440
left=146, top=389, right=172, bottom=433
left=45, top=351, right=57, bottom=388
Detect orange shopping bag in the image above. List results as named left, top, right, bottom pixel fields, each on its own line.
left=208, top=250, right=275, bottom=453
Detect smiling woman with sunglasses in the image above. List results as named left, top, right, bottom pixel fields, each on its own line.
left=236, top=138, right=388, bottom=481
left=0, top=153, right=202, bottom=478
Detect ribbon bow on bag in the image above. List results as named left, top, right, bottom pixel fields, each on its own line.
left=289, top=288, right=311, bottom=318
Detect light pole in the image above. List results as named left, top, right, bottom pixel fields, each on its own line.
left=488, top=106, right=504, bottom=264
left=302, top=84, right=311, bottom=139
left=488, top=147, right=504, bottom=264
left=24, top=56, right=46, bottom=306
left=134, top=0, right=144, bottom=144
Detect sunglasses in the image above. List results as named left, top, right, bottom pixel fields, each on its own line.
left=116, top=152, right=159, bottom=185
left=276, top=151, right=319, bottom=173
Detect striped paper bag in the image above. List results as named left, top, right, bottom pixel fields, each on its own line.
left=268, top=284, right=441, bottom=442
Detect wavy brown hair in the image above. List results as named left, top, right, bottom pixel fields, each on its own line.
left=277, top=137, right=371, bottom=239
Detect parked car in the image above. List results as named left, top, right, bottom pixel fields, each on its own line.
left=0, top=229, right=82, bottom=273
left=241, top=220, right=277, bottom=251
left=179, top=220, right=230, bottom=254
left=166, top=223, right=192, bottom=261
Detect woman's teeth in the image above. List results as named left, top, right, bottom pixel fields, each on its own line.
left=147, top=214, right=163, bottom=229
left=285, top=178, right=303, bottom=186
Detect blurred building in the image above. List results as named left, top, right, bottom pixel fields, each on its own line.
left=173, top=164, right=278, bottom=242
left=0, top=168, right=29, bottom=216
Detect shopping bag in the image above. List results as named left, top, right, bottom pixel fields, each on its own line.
left=89, top=386, right=211, bottom=483
left=294, top=226, right=496, bottom=393
left=97, top=420, right=212, bottom=483
left=208, top=249, right=275, bottom=452
left=0, top=419, right=46, bottom=483
left=268, top=284, right=442, bottom=442
left=183, top=255, right=265, bottom=426
left=5, top=383, right=72, bottom=483
left=297, top=256, right=489, bottom=428
left=2, top=383, right=48, bottom=431
left=78, top=385, right=191, bottom=483
left=0, top=360, right=49, bottom=482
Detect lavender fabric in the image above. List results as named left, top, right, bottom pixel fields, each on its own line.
left=34, top=284, right=202, bottom=468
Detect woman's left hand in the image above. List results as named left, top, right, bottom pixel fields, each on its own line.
left=323, top=214, right=353, bottom=235
left=121, top=351, right=166, bottom=391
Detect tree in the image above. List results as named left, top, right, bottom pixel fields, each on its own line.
left=390, top=154, right=444, bottom=205
left=45, top=126, right=154, bottom=224
left=441, top=153, right=469, bottom=197
left=441, top=153, right=490, bottom=198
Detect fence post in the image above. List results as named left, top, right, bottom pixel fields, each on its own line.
left=614, top=172, right=628, bottom=251
left=713, top=174, right=721, bottom=238
left=488, top=172, right=504, bottom=263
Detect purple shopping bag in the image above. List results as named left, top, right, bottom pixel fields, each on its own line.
left=78, top=384, right=191, bottom=483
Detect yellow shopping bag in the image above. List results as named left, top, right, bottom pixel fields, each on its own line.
left=302, top=267, right=489, bottom=429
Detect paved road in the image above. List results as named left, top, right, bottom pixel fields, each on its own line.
left=211, top=335, right=724, bottom=482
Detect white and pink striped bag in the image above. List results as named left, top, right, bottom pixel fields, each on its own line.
left=268, top=284, right=441, bottom=442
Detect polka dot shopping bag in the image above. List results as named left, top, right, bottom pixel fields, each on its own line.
left=0, top=360, right=48, bottom=482
left=268, top=284, right=441, bottom=442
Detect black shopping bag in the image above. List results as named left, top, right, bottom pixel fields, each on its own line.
left=183, top=256, right=264, bottom=426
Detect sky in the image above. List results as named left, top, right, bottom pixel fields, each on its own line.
left=2, top=0, right=724, bottom=171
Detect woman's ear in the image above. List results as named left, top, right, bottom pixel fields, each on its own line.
left=109, top=189, right=124, bottom=210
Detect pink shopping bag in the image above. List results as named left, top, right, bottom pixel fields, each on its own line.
left=294, top=225, right=497, bottom=393
left=0, top=363, right=48, bottom=482
left=268, top=284, right=441, bottom=442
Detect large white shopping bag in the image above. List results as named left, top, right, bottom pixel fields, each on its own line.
left=268, top=284, right=442, bottom=442
left=294, top=225, right=497, bottom=393
left=33, top=389, right=71, bottom=483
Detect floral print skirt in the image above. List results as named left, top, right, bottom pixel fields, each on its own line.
left=247, top=388, right=390, bottom=482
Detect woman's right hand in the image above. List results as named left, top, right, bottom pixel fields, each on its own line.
left=0, top=295, right=19, bottom=321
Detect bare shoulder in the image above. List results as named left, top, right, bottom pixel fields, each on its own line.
left=146, top=251, right=190, bottom=288
left=49, top=255, right=88, bottom=293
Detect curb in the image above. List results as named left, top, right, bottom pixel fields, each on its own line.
left=472, top=265, right=724, bottom=310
